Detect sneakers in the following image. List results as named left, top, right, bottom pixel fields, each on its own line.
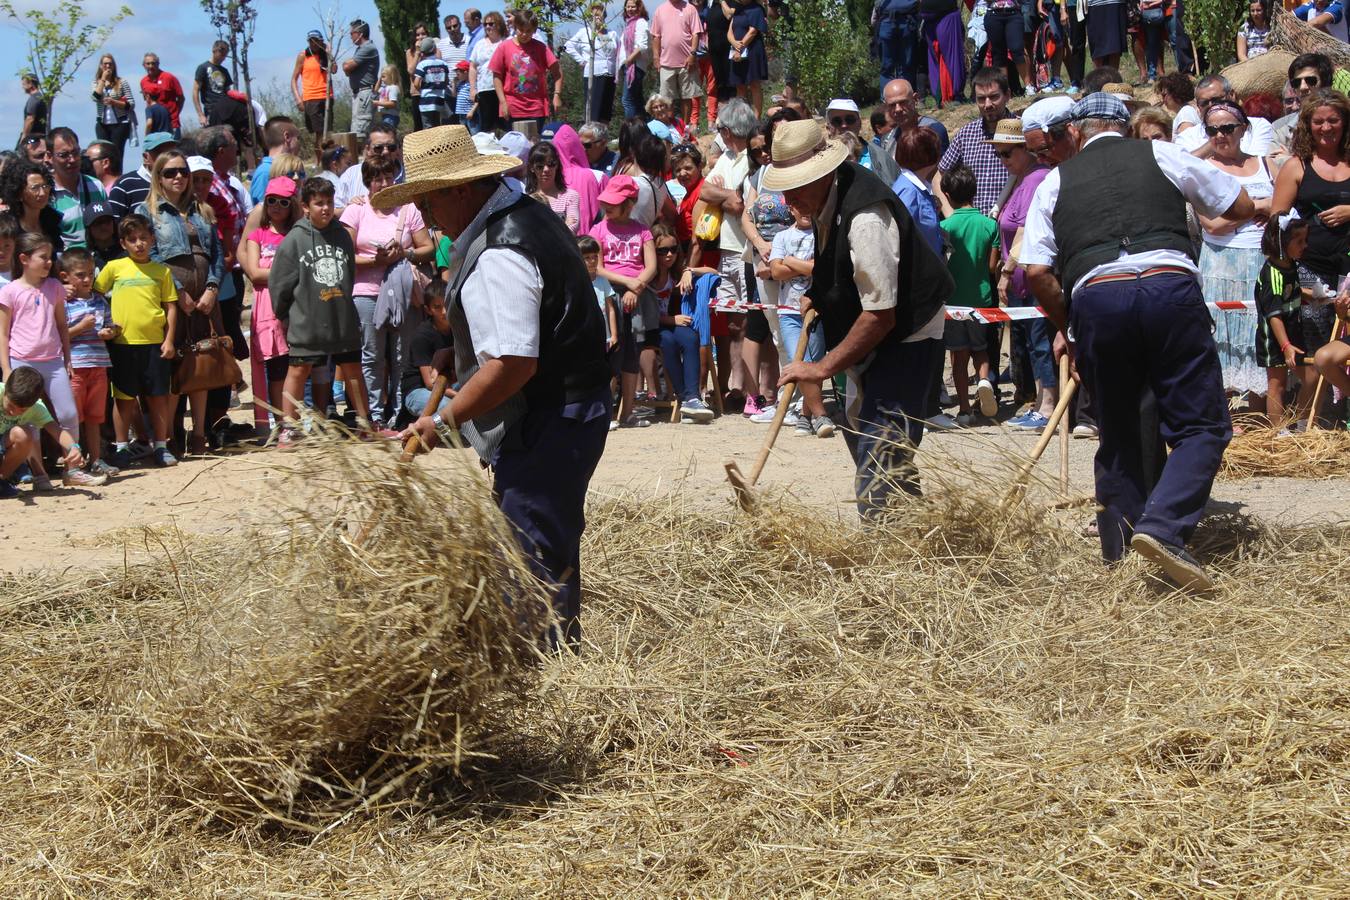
left=794, top=414, right=813, bottom=436
left=1008, top=411, right=1049, bottom=432
left=679, top=397, right=714, bottom=422
left=956, top=412, right=976, bottom=427
left=1048, top=77, right=1064, bottom=91
left=925, top=412, right=959, bottom=432
left=617, top=416, right=651, bottom=429
left=749, top=404, right=780, bottom=424
left=1024, top=84, right=1038, bottom=96
left=89, top=458, right=120, bottom=477
left=1130, top=532, right=1214, bottom=594
left=277, top=428, right=301, bottom=450
left=811, top=415, right=835, bottom=438
left=1071, top=423, right=1099, bottom=439
left=62, top=468, right=108, bottom=488
left=105, top=447, right=135, bottom=470
left=1066, top=83, right=1082, bottom=95
left=0, top=480, right=17, bottom=499
left=742, top=394, right=766, bottom=418
left=976, top=378, right=997, bottom=417
left=125, top=441, right=154, bottom=460
left=153, top=446, right=179, bottom=467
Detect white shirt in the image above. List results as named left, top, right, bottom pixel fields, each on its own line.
left=437, top=34, right=469, bottom=68
left=335, top=163, right=365, bottom=209
left=461, top=248, right=542, bottom=365
left=469, top=37, right=502, bottom=94
left=709, top=148, right=750, bottom=254
left=1021, top=132, right=1243, bottom=297
left=620, top=17, right=650, bottom=71
left=1173, top=103, right=1201, bottom=135
left=1174, top=115, right=1274, bottom=157
left=565, top=24, right=619, bottom=78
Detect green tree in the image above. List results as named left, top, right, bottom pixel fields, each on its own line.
left=1186, top=0, right=1242, bottom=73
left=373, top=0, right=440, bottom=106
left=0, top=0, right=133, bottom=122
left=787, top=0, right=879, bottom=109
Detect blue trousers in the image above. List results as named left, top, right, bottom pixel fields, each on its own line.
left=1071, top=274, right=1231, bottom=562
left=659, top=325, right=700, bottom=402
left=493, top=396, right=611, bottom=651
left=621, top=67, right=646, bottom=120
left=841, top=336, right=942, bottom=520
left=877, top=15, right=921, bottom=94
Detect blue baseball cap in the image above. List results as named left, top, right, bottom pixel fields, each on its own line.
left=143, top=132, right=178, bottom=151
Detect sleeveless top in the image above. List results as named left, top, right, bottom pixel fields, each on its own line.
left=1204, top=157, right=1272, bottom=250
left=1294, top=157, right=1350, bottom=284
left=301, top=52, right=328, bottom=101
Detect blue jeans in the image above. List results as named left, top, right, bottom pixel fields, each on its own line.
left=1070, top=273, right=1231, bottom=562
left=659, top=325, right=700, bottom=402
left=779, top=311, right=824, bottom=364
left=841, top=336, right=942, bottom=520
left=621, top=67, right=646, bottom=119
left=355, top=295, right=421, bottom=425
left=1012, top=315, right=1056, bottom=386
left=403, top=387, right=433, bottom=419
left=877, top=14, right=921, bottom=93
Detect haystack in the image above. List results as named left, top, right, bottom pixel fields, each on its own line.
left=1271, top=5, right=1350, bottom=69
left=1220, top=422, right=1350, bottom=479
left=1221, top=48, right=1296, bottom=100
left=98, top=428, right=551, bottom=830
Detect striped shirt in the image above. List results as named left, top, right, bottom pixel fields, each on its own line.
left=938, top=113, right=1014, bottom=215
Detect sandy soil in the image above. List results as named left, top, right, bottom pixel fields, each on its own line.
left=2, top=400, right=1345, bottom=572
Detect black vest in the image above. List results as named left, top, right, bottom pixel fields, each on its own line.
left=482, top=195, right=611, bottom=408
left=1052, top=136, right=1194, bottom=300
left=809, top=162, right=953, bottom=350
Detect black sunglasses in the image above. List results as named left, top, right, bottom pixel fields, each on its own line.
left=369, top=143, right=397, bottom=154
left=161, top=166, right=190, bottom=179
left=994, top=148, right=1017, bottom=159
left=582, top=138, right=605, bottom=148
left=1204, top=123, right=1241, bottom=137
left=1294, top=75, right=1320, bottom=88
left=656, top=245, right=679, bottom=254
left=829, top=115, right=859, bottom=127
left=22, top=136, right=44, bottom=146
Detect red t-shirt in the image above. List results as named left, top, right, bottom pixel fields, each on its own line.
left=140, top=71, right=184, bottom=129
left=488, top=37, right=558, bottom=120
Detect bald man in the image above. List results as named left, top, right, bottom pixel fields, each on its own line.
left=870, top=78, right=949, bottom=186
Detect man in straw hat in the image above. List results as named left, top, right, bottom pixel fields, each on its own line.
left=1020, top=93, right=1255, bottom=593
left=383, top=125, right=612, bottom=652
left=766, top=117, right=953, bottom=520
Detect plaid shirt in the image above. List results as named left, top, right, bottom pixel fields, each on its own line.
left=938, top=112, right=1013, bottom=215
left=207, top=172, right=242, bottom=267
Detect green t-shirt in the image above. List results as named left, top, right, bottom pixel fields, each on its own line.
left=939, top=207, right=1000, bottom=309
left=434, top=234, right=454, bottom=273
left=0, top=382, right=54, bottom=436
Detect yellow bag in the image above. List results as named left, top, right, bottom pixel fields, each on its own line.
left=692, top=202, right=722, bottom=243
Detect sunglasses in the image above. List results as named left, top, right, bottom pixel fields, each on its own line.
left=750, top=146, right=768, bottom=156
left=671, top=142, right=697, bottom=155
left=829, top=116, right=859, bottom=127
left=370, top=143, right=397, bottom=154
left=266, top=195, right=292, bottom=206
left=582, top=139, right=605, bottom=148
left=161, top=166, right=190, bottom=179
left=656, top=245, right=679, bottom=254
left=532, top=161, right=557, bottom=169
left=1204, top=123, right=1241, bottom=137
left=1029, top=145, right=1054, bottom=158
left=22, top=136, right=44, bottom=146
left=994, top=148, right=1018, bottom=159
left=1294, top=75, right=1320, bottom=88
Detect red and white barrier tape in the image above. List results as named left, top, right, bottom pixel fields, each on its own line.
left=707, top=299, right=1261, bottom=318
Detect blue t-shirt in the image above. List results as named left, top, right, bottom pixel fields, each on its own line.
left=416, top=57, right=451, bottom=105
left=890, top=170, right=944, bottom=258
left=249, top=155, right=274, bottom=206
left=455, top=79, right=473, bottom=115
left=65, top=293, right=113, bottom=368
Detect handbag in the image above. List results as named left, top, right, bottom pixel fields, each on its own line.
left=388, top=206, right=435, bottom=309
left=1140, top=2, right=1166, bottom=25
left=172, top=319, right=242, bottom=394
left=693, top=201, right=722, bottom=242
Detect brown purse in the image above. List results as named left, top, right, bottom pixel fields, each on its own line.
left=172, top=319, right=242, bottom=394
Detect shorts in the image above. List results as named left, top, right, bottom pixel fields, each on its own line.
left=944, top=319, right=989, bottom=352
left=745, top=308, right=771, bottom=344
left=716, top=251, right=749, bottom=312
left=109, top=343, right=172, bottom=399
left=70, top=367, right=109, bottom=424
left=290, top=349, right=360, bottom=367
left=303, top=99, right=327, bottom=135
left=659, top=65, right=705, bottom=103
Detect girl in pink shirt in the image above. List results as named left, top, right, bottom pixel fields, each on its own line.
left=526, top=142, right=582, bottom=234
left=0, top=233, right=78, bottom=487
left=241, top=176, right=298, bottom=440
left=589, top=174, right=656, bottom=427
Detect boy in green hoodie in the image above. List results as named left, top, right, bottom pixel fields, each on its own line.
left=270, top=177, right=374, bottom=446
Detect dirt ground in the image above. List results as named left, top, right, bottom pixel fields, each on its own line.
left=2, top=396, right=1345, bottom=572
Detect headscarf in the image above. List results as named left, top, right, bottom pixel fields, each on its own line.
left=552, top=124, right=606, bottom=231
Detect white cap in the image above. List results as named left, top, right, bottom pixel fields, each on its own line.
left=472, top=132, right=508, bottom=156
left=186, top=155, right=214, bottom=174
left=825, top=98, right=860, bottom=115
left=498, top=131, right=532, bottom=163
left=1022, top=95, right=1075, bottom=133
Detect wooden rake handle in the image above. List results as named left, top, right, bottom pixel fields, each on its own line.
left=400, top=374, right=451, bottom=463
left=746, top=308, right=818, bottom=487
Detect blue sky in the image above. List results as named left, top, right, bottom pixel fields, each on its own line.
left=0, top=0, right=540, bottom=140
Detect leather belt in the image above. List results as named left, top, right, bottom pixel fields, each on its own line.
left=1083, top=265, right=1193, bottom=288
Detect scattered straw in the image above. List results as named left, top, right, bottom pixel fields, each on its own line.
left=0, top=446, right=1346, bottom=895
left=1220, top=424, right=1350, bottom=480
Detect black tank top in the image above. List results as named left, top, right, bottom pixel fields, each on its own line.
left=1294, top=157, right=1350, bottom=285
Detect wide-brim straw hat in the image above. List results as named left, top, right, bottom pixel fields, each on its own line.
left=987, top=118, right=1025, bottom=144
left=371, top=125, right=519, bottom=211
left=760, top=119, right=851, bottom=192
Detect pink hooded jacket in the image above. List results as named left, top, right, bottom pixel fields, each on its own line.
left=552, top=124, right=606, bottom=233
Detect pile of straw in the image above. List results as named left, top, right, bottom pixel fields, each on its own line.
left=1220, top=423, right=1350, bottom=479
left=1222, top=49, right=1296, bottom=101
left=1, top=457, right=1347, bottom=893
left=96, top=429, right=550, bottom=830
left=1272, top=6, right=1350, bottom=69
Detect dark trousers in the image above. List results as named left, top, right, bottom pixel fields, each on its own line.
left=474, top=91, right=500, bottom=133
left=586, top=75, right=616, bottom=122
left=493, top=398, right=610, bottom=651
left=95, top=121, right=132, bottom=173
left=659, top=325, right=700, bottom=402
left=1071, top=273, right=1231, bottom=562
left=877, top=14, right=922, bottom=92
left=621, top=68, right=646, bottom=120
left=1065, top=12, right=1087, bottom=85
left=841, top=336, right=942, bottom=520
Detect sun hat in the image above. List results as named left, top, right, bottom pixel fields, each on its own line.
left=988, top=119, right=1026, bottom=144
left=143, top=132, right=177, bottom=152
left=1067, top=93, right=1130, bottom=124
left=1022, top=95, right=1074, bottom=133
left=419, top=36, right=437, bottom=54
left=1100, top=82, right=1136, bottom=100
left=186, top=155, right=213, bottom=174
left=265, top=175, right=298, bottom=198
left=825, top=98, right=860, bottom=115
left=597, top=173, right=639, bottom=205
left=759, top=119, right=850, bottom=192
left=370, top=125, right=521, bottom=210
